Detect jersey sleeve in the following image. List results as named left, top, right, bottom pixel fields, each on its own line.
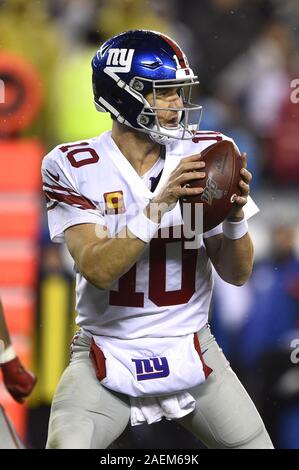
left=41, top=148, right=106, bottom=243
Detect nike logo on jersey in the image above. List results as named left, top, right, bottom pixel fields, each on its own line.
left=47, top=170, right=60, bottom=182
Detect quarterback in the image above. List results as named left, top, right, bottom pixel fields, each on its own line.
left=42, top=30, right=273, bottom=449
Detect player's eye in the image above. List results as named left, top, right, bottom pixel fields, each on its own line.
left=156, top=88, right=182, bottom=100
left=156, top=88, right=169, bottom=97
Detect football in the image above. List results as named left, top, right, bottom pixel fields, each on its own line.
left=180, top=140, right=243, bottom=233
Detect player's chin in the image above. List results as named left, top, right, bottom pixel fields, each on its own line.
left=161, top=116, right=179, bottom=128
left=162, top=122, right=179, bottom=129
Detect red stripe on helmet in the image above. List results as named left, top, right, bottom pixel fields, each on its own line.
left=159, top=33, right=187, bottom=68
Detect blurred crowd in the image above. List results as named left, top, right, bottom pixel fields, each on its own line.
left=1, top=0, right=299, bottom=449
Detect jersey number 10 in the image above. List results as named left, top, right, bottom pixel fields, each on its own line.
left=109, top=236, right=198, bottom=307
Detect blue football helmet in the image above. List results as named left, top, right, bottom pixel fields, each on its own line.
left=92, top=29, right=202, bottom=143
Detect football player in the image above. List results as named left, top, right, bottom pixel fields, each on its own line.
left=0, top=299, right=37, bottom=449
left=42, top=30, right=273, bottom=449
left=0, top=299, right=36, bottom=403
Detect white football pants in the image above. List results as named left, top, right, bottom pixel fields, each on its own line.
left=46, top=325, right=274, bottom=449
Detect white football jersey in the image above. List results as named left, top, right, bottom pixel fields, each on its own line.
left=42, top=130, right=258, bottom=339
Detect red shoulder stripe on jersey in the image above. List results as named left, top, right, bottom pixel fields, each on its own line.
left=194, top=131, right=222, bottom=135
left=43, top=182, right=77, bottom=195
left=44, top=190, right=96, bottom=210
left=159, top=33, right=187, bottom=68
left=59, top=142, right=90, bottom=152
left=192, top=135, right=223, bottom=143
left=193, top=333, right=213, bottom=379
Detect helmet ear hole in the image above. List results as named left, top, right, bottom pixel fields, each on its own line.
left=132, top=80, right=144, bottom=92
left=139, top=115, right=150, bottom=125
left=112, top=94, right=123, bottom=105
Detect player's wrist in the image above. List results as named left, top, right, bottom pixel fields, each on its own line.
left=0, top=345, right=17, bottom=365
left=222, top=218, right=248, bottom=240
left=144, top=199, right=170, bottom=222
left=226, top=208, right=244, bottom=222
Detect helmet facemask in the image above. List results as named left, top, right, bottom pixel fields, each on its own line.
left=131, top=77, right=202, bottom=144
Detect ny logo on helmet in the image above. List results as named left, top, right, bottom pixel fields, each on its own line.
left=106, top=48, right=134, bottom=73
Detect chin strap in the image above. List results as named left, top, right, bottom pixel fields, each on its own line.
left=149, top=125, right=194, bottom=144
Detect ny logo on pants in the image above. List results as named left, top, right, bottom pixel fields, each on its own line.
left=132, top=357, right=170, bottom=381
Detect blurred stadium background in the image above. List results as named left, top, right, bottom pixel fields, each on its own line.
left=0, top=0, right=299, bottom=449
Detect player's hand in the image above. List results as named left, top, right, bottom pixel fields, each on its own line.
left=152, top=154, right=206, bottom=211
left=1, top=357, right=37, bottom=403
left=227, top=152, right=252, bottom=221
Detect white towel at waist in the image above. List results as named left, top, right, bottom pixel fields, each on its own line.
left=130, top=391, right=196, bottom=426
